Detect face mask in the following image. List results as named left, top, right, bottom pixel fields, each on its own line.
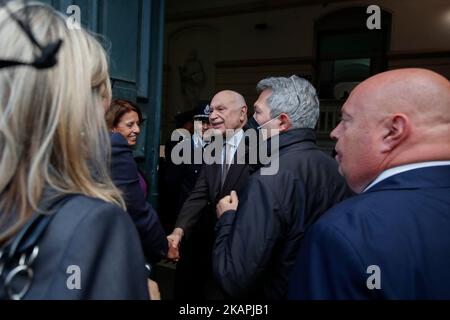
left=247, top=114, right=281, bottom=131
left=257, top=114, right=281, bottom=130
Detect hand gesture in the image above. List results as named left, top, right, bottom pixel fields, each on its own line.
left=216, top=190, right=238, bottom=218
left=166, top=228, right=183, bottom=262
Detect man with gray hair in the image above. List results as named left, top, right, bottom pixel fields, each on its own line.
left=213, top=75, right=352, bottom=299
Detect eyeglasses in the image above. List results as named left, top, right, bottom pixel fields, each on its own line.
left=0, top=0, right=63, bottom=70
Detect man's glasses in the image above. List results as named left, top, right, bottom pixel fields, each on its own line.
left=0, top=0, right=63, bottom=70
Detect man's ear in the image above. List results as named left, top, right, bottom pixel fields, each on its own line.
left=278, top=113, right=292, bottom=132
left=381, top=114, right=410, bottom=152
left=240, top=105, right=248, bottom=121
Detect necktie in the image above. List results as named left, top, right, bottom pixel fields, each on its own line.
left=221, top=142, right=231, bottom=187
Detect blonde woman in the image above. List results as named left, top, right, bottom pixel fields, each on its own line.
left=0, top=1, right=148, bottom=299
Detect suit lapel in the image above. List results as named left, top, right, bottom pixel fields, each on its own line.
left=219, top=139, right=249, bottom=198
left=220, top=164, right=245, bottom=193
left=208, top=163, right=223, bottom=200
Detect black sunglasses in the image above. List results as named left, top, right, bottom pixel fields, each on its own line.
left=0, top=0, right=63, bottom=70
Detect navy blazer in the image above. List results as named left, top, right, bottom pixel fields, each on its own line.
left=110, top=133, right=168, bottom=263
left=2, top=195, right=150, bottom=299
left=288, top=165, right=450, bottom=299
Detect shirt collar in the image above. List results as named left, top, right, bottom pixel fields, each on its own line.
left=364, top=161, right=450, bottom=192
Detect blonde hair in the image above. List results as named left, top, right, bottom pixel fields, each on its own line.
left=0, top=1, right=125, bottom=244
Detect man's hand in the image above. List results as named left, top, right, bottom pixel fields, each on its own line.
left=216, top=190, right=238, bottom=218
left=166, top=227, right=184, bottom=262
left=167, top=243, right=180, bottom=262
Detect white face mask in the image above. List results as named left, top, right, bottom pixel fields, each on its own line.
left=257, top=114, right=281, bottom=130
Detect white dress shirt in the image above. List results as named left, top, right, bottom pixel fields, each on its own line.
left=222, top=129, right=244, bottom=166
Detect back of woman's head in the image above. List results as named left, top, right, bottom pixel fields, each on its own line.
left=0, top=1, right=124, bottom=244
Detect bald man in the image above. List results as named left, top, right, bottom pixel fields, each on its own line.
left=288, top=68, right=450, bottom=299
left=167, top=90, right=250, bottom=299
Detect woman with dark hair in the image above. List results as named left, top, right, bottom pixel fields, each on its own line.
left=106, top=99, right=149, bottom=195
left=105, top=99, right=168, bottom=265
left=106, top=99, right=143, bottom=146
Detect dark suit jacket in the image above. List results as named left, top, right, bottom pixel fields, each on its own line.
left=110, top=133, right=168, bottom=263
left=10, top=195, right=149, bottom=300
left=288, top=165, right=450, bottom=299
left=175, top=135, right=250, bottom=238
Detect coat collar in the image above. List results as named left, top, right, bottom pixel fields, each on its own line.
left=367, top=165, right=450, bottom=193
left=265, top=128, right=317, bottom=159
left=275, top=128, right=317, bottom=150
left=248, top=128, right=317, bottom=173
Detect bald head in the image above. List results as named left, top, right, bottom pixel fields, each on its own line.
left=212, top=90, right=247, bottom=110
left=331, top=68, right=450, bottom=193
left=209, top=90, right=248, bottom=135
left=351, top=68, right=450, bottom=124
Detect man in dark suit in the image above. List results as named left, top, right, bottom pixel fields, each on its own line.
left=167, top=90, right=250, bottom=298
left=288, top=68, right=450, bottom=299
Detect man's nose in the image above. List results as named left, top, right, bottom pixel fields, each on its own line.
left=330, top=123, right=340, bottom=140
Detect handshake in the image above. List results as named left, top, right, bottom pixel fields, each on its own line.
left=165, top=192, right=239, bottom=263
left=166, top=227, right=184, bottom=262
